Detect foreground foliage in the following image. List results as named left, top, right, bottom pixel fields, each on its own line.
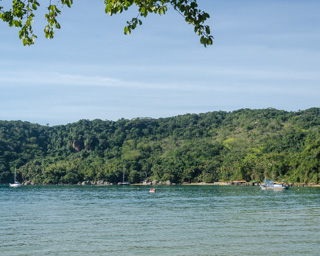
left=0, top=0, right=213, bottom=46
left=1, top=108, right=320, bottom=184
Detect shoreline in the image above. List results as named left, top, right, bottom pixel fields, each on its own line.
left=133, top=182, right=320, bottom=187
left=3, top=181, right=320, bottom=187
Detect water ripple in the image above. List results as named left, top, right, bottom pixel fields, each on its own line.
left=0, top=185, right=320, bottom=256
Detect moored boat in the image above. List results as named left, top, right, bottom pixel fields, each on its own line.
left=9, top=181, right=22, bottom=188
left=260, top=178, right=289, bottom=190
left=9, top=169, right=22, bottom=188
left=120, top=170, right=130, bottom=185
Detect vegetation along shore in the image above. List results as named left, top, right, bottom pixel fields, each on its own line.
left=1, top=108, right=320, bottom=186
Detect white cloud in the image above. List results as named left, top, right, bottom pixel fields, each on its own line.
left=0, top=65, right=319, bottom=96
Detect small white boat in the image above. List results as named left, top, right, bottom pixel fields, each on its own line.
left=9, top=169, right=22, bottom=188
left=9, top=181, right=22, bottom=188
left=260, top=178, right=288, bottom=190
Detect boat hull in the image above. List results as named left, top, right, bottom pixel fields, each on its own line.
left=260, top=184, right=289, bottom=190
left=9, top=182, right=22, bottom=188
left=260, top=186, right=288, bottom=190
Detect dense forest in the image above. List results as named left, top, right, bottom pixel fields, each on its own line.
left=1, top=108, right=320, bottom=185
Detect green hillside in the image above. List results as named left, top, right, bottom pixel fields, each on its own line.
left=1, top=108, right=320, bottom=184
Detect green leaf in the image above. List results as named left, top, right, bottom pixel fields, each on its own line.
left=124, top=26, right=131, bottom=35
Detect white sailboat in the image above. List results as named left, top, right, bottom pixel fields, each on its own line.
left=120, top=170, right=130, bottom=185
left=9, top=169, right=22, bottom=187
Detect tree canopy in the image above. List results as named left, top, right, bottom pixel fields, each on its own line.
left=1, top=108, right=320, bottom=185
left=0, top=0, right=213, bottom=46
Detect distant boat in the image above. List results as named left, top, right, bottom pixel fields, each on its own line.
left=9, top=169, right=22, bottom=188
left=120, top=170, right=130, bottom=185
left=260, top=177, right=289, bottom=190
left=149, top=188, right=156, bottom=193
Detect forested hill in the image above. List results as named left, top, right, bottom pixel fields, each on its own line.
left=1, top=108, right=320, bottom=185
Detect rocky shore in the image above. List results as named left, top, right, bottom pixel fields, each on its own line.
left=15, top=180, right=320, bottom=187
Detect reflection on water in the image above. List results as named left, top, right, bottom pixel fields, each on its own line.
left=0, top=185, right=319, bottom=256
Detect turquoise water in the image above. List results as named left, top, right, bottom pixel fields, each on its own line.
left=0, top=185, right=319, bottom=256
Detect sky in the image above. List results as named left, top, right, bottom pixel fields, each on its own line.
left=1, top=0, right=320, bottom=125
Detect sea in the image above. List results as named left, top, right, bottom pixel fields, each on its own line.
left=0, top=185, right=319, bottom=256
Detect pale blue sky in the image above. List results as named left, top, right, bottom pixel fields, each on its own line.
left=1, top=0, right=319, bottom=125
